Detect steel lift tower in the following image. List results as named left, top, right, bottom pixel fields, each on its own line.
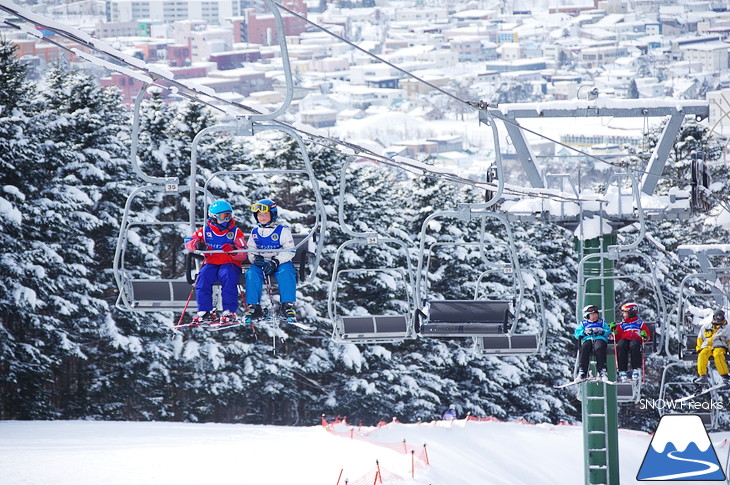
left=480, top=98, right=709, bottom=485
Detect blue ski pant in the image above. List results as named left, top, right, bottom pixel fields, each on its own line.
left=195, top=263, right=242, bottom=313
left=245, top=261, right=296, bottom=304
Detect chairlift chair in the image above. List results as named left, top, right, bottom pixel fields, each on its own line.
left=114, top=0, right=327, bottom=316
left=328, top=237, right=417, bottom=344
left=415, top=207, right=545, bottom=356
left=327, top=158, right=418, bottom=344
left=658, top=361, right=718, bottom=429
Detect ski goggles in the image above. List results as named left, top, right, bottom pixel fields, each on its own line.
left=251, top=203, right=274, bottom=213
left=213, top=212, right=232, bottom=222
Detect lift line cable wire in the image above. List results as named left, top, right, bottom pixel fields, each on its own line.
left=2, top=4, right=708, bottom=210
left=272, top=2, right=720, bottom=207
left=0, top=13, right=586, bottom=206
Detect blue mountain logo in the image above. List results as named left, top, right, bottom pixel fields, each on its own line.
left=637, top=414, right=726, bottom=481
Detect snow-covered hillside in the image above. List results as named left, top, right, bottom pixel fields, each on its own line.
left=2, top=418, right=729, bottom=485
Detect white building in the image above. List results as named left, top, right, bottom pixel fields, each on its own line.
left=173, top=20, right=233, bottom=62
left=105, top=0, right=244, bottom=25
left=681, top=41, right=730, bottom=73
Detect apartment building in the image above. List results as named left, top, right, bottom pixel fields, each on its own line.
left=105, top=0, right=245, bottom=25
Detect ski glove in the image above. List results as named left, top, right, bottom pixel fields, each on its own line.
left=254, top=255, right=266, bottom=267
left=640, top=330, right=648, bottom=340
left=195, top=241, right=207, bottom=251
left=221, top=243, right=235, bottom=253
left=263, top=259, right=279, bottom=275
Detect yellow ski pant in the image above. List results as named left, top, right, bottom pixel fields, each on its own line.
left=698, top=347, right=729, bottom=376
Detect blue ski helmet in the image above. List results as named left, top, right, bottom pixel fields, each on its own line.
left=251, top=199, right=278, bottom=226
left=208, top=200, right=233, bottom=223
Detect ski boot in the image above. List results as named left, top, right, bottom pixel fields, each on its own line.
left=598, top=369, right=610, bottom=383
left=219, top=310, right=238, bottom=325
left=282, top=302, right=297, bottom=323
left=244, top=304, right=262, bottom=323
left=618, top=371, right=628, bottom=383
left=192, top=310, right=218, bottom=326
left=694, top=374, right=710, bottom=393
left=631, top=369, right=641, bottom=381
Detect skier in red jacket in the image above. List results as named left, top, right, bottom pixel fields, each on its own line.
left=184, top=200, right=246, bottom=324
left=613, top=302, right=651, bottom=382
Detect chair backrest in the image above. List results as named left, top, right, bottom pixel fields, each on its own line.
left=429, top=300, right=512, bottom=326
left=477, top=334, right=540, bottom=355
left=130, top=279, right=194, bottom=311
left=186, top=232, right=315, bottom=284
left=337, top=314, right=412, bottom=343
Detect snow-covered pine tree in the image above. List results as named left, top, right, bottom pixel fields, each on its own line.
left=3, top=64, right=133, bottom=418
left=0, top=39, right=51, bottom=419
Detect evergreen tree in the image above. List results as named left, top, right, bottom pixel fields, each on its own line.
left=0, top=39, right=49, bottom=418
left=627, top=79, right=639, bottom=99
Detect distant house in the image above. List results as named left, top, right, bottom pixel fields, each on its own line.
left=390, top=139, right=439, bottom=157
left=300, top=108, right=337, bottom=128
left=209, top=48, right=262, bottom=70
left=485, top=58, right=548, bottom=72
left=669, top=35, right=723, bottom=61
left=366, top=77, right=399, bottom=89
left=426, top=135, right=463, bottom=152
left=578, top=44, right=629, bottom=67
left=231, top=3, right=308, bottom=45
left=680, top=41, right=730, bottom=74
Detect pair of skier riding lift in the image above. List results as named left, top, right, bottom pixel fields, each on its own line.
left=576, top=303, right=730, bottom=388
left=183, top=199, right=297, bottom=326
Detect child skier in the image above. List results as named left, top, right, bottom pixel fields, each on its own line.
left=695, top=309, right=730, bottom=388
left=184, top=200, right=247, bottom=324
left=574, top=304, right=612, bottom=382
left=613, top=302, right=651, bottom=382
left=244, top=199, right=298, bottom=323
left=442, top=405, right=457, bottom=421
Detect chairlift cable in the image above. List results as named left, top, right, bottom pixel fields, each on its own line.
left=273, top=2, right=473, bottom=111
left=2, top=2, right=703, bottom=210
left=272, top=2, right=712, bottom=205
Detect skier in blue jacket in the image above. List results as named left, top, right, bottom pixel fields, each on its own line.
left=244, top=199, right=297, bottom=322
left=574, top=305, right=612, bottom=382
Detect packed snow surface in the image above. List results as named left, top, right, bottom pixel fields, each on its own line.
left=2, top=418, right=730, bottom=484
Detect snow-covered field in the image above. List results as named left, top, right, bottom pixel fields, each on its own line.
left=2, top=418, right=728, bottom=484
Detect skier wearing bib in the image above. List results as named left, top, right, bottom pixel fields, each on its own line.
left=244, top=199, right=297, bottom=322
left=574, top=305, right=612, bottom=382
left=613, top=302, right=651, bottom=382
left=695, top=310, right=730, bottom=388
left=184, top=200, right=247, bottom=324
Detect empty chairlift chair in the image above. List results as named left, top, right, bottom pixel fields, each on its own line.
left=419, top=299, right=511, bottom=336
left=415, top=206, right=546, bottom=356
left=329, top=237, right=416, bottom=344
